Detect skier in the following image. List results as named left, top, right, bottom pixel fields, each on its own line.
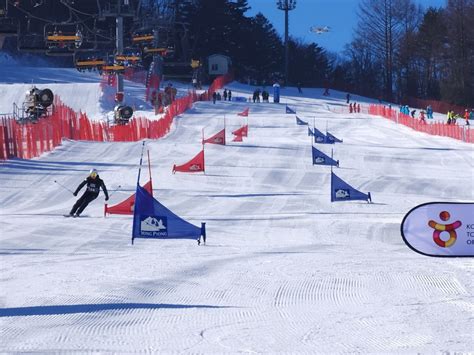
left=349, top=103, right=353, bottom=113
left=68, top=168, right=109, bottom=217
left=228, top=90, right=232, bottom=101
left=346, top=93, right=350, bottom=103
left=223, top=89, right=228, bottom=101
left=212, top=91, right=217, bottom=104
left=464, top=109, right=470, bottom=126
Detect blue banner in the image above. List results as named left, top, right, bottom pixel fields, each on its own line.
left=296, top=116, right=308, bottom=125
left=312, top=146, right=339, bottom=166
left=331, top=172, right=371, bottom=202
left=286, top=105, right=296, bottom=114
left=132, top=185, right=205, bottom=243
left=314, top=128, right=334, bottom=144
left=326, top=131, right=343, bottom=143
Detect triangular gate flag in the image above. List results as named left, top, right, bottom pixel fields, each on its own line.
left=232, top=133, right=243, bottom=142
left=132, top=185, right=206, bottom=244
left=331, top=172, right=371, bottom=203
left=312, top=146, right=339, bottom=167
left=173, top=150, right=205, bottom=174
left=314, top=128, right=334, bottom=144
left=238, top=108, right=249, bottom=117
left=286, top=105, right=296, bottom=114
left=296, top=116, right=308, bottom=125
left=308, top=127, right=315, bottom=136
left=105, top=180, right=153, bottom=216
left=232, top=125, right=248, bottom=137
left=326, top=131, right=343, bottom=143
left=203, top=128, right=226, bottom=145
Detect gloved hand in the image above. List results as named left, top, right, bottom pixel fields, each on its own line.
left=105, top=196, right=109, bottom=201
left=73, top=192, right=77, bottom=197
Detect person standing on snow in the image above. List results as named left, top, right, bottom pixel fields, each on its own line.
left=68, top=168, right=109, bottom=217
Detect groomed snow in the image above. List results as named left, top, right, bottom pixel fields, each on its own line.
left=0, top=67, right=473, bottom=353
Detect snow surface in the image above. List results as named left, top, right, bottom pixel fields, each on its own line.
left=1, top=67, right=473, bottom=353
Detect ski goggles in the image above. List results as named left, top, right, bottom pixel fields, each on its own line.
left=90, top=172, right=98, bottom=178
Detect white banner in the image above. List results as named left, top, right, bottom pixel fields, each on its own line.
left=401, top=202, right=474, bottom=257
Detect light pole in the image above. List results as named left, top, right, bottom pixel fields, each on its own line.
left=277, top=0, right=296, bottom=86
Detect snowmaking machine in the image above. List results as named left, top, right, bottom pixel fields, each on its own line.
left=14, top=86, right=54, bottom=124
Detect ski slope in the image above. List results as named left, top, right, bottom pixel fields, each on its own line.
left=1, top=67, right=473, bottom=353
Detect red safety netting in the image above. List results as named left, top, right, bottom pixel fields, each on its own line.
left=406, top=97, right=467, bottom=116
left=368, top=105, right=473, bottom=143
left=0, top=73, right=234, bottom=160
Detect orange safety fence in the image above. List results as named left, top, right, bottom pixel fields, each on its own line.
left=0, top=74, right=234, bottom=160
left=368, top=105, right=473, bottom=144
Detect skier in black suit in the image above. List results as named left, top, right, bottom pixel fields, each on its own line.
left=68, top=168, right=109, bottom=217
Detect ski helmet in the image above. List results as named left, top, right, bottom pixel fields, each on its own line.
left=89, top=168, right=98, bottom=177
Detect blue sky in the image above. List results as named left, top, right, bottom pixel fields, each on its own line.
left=245, top=0, right=446, bottom=54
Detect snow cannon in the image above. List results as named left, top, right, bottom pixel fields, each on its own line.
left=114, top=104, right=133, bottom=125
left=18, top=86, right=54, bottom=123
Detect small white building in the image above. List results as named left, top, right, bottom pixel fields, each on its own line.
left=208, top=54, right=231, bottom=75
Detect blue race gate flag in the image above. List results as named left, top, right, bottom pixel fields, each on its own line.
left=314, top=128, right=334, bottom=144
left=308, top=127, right=315, bottom=136
left=132, top=185, right=205, bottom=244
left=286, top=105, right=296, bottom=114
left=331, top=172, right=371, bottom=202
left=296, top=116, right=308, bottom=125
left=312, top=146, right=339, bottom=166
left=326, top=131, right=343, bottom=143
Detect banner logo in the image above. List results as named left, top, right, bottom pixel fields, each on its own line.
left=140, top=215, right=168, bottom=237
left=401, top=202, right=473, bottom=257
left=189, top=164, right=202, bottom=171
left=335, top=189, right=350, bottom=199
left=428, top=211, right=462, bottom=248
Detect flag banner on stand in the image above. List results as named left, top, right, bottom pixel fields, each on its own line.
left=312, top=146, right=339, bottom=166
left=314, top=128, right=334, bottom=144
left=238, top=108, right=249, bottom=117
left=401, top=202, right=474, bottom=257
left=308, top=127, right=315, bottom=136
left=326, top=131, right=343, bottom=143
left=331, top=172, right=371, bottom=202
left=286, top=105, right=296, bottom=114
left=203, top=128, right=226, bottom=145
left=232, top=125, right=248, bottom=137
left=173, top=150, right=205, bottom=173
left=105, top=180, right=153, bottom=216
left=296, top=116, right=308, bottom=125
left=132, top=185, right=205, bottom=243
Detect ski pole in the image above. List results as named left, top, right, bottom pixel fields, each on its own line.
left=54, top=180, right=74, bottom=194
left=108, top=185, right=122, bottom=199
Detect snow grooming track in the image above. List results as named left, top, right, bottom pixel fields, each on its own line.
left=1, top=68, right=473, bottom=353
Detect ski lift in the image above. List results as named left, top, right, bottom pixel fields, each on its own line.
left=75, top=54, right=106, bottom=72
left=17, top=32, right=47, bottom=52
left=45, top=24, right=83, bottom=50
left=102, top=63, right=125, bottom=75
left=310, top=25, right=330, bottom=34
left=115, top=50, right=142, bottom=67
left=143, top=46, right=174, bottom=58
left=0, top=1, right=18, bottom=35
left=132, top=29, right=154, bottom=45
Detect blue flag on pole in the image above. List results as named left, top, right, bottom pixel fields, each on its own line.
left=331, top=172, right=371, bottom=202
left=314, top=128, right=334, bottom=144
left=286, top=105, right=296, bottom=114
left=308, top=127, right=314, bottom=136
left=312, top=146, right=339, bottom=166
left=296, top=116, right=308, bottom=125
left=326, top=131, right=343, bottom=143
left=132, top=185, right=206, bottom=244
